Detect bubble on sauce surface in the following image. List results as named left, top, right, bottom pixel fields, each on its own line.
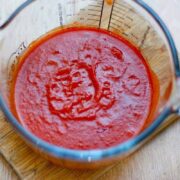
left=111, top=46, right=124, bottom=61
left=57, top=124, right=67, bottom=135
left=27, top=72, right=41, bottom=85
left=97, top=114, right=112, bottom=126
left=122, top=75, right=145, bottom=96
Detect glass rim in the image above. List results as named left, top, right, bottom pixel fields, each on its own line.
left=0, top=0, right=179, bottom=162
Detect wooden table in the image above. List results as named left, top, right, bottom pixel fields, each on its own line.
left=0, top=0, right=180, bottom=179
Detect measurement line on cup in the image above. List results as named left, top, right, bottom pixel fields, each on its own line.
left=58, top=3, right=63, bottom=26
left=139, top=26, right=150, bottom=49
left=87, top=18, right=100, bottom=22
left=114, top=2, right=129, bottom=10
left=113, top=9, right=126, bottom=16
left=110, top=22, right=125, bottom=31
left=88, top=14, right=100, bottom=17
left=111, top=17, right=131, bottom=28
left=113, top=5, right=127, bottom=13
left=88, top=8, right=101, bottom=13
left=90, top=0, right=103, bottom=5
left=111, top=12, right=125, bottom=20
left=111, top=15, right=124, bottom=20
left=89, top=4, right=102, bottom=8
left=111, top=17, right=123, bottom=24
left=109, top=26, right=120, bottom=32
left=111, top=22, right=121, bottom=28
left=99, top=0, right=105, bottom=28
left=108, top=0, right=115, bottom=30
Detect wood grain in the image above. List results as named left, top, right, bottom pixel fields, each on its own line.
left=0, top=111, right=113, bottom=180
left=0, top=153, right=19, bottom=180
left=0, top=0, right=180, bottom=179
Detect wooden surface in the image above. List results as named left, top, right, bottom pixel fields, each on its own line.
left=0, top=0, right=180, bottom=179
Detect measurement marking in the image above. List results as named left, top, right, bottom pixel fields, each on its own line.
left=89, top=4, right=102, bottom=8
left=114, top=2, right=129, bottom=9
left=112, top=12, right=125, bottom=20
left=139, top=26, right=150, bottom=49
left=87, top=19, right=100, bottom=22
left=110, top=22, right=125, bottom=30
left=112, top=18, right=131, bottom=29
left=108, top=0, right=115, bottom=30
left=113, top=5, right=127, bottom=12
left=111, top=17, right=131, bottom=28
left=90, top=0, right=102, bottom=2
left=58, top=3, right=63, bottom=26
left=111, top=14, right=124, bottom=20
left=113, top=9, right=126, bottom=15
left=131, top=33, right=138, bottom=40
left=111, top=17, right=123, bottom=24
left=126, top=16, right=133, bottom=21
left=97, top=2, right=104, bottom=6
left=122, top=32, right=129, bottom=36
left=88, top=8, right=101, bottom=12
left=80, top=8, right=85, bottom=11
left=90, top=0, right=103, bottom=5
left=99, top=0, right=105, bottom=28
left=109, top=26, right=120, bottom=32
left=88, top=14, right=100, bottom=17
left=111, top=22, right=120, bottom=27
left=79, top=17, right=85, bottom=20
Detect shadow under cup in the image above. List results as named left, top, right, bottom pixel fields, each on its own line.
left=0, top=0, right=179, bottom=169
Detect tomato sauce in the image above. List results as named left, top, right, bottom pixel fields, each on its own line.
left=11, top=27, right=158, bottom=150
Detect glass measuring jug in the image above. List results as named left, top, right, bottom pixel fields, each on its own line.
left=0, top=0, right=180, bottom=169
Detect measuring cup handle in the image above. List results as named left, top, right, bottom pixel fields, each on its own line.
left=0, top=0, right=35, bottom=30
left=174, top=77, right=180, bottom=115
left=178, top=55, right=180, bottom=114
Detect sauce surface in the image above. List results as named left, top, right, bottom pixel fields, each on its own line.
left=12, top=27, right=154, bottom=150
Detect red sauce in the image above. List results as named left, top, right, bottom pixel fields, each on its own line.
left=11, top=27, right=158, bottom=150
